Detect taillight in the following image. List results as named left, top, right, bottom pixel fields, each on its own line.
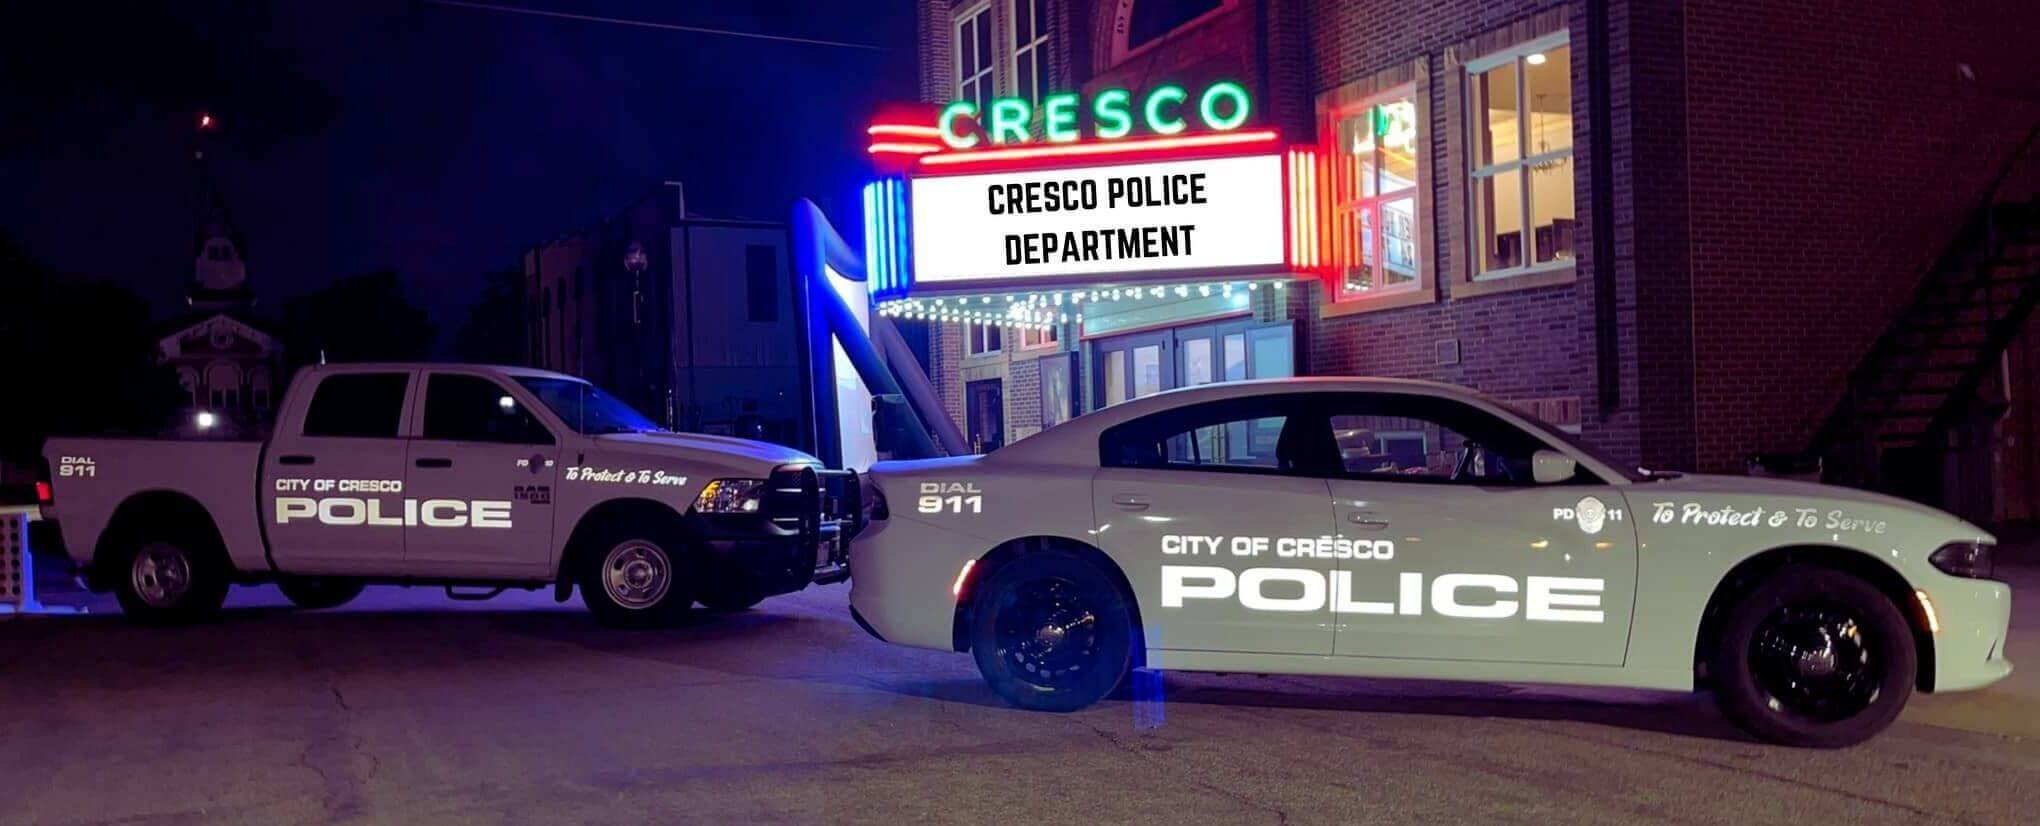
left=35, top=480, right=53, bottom=506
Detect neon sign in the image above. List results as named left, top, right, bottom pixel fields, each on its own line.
left=938, top=81, right=1252, bottom=150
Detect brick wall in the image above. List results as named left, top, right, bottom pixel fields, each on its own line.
left=1682, top=0, right=2040, bottom=471
left=1302, top=1, right=1638, bottom=460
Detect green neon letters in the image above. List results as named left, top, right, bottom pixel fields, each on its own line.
left=938, top=101, right=980, bottom=149
left=941, top=81, right=1251, bottom=148
left=1093, top=89, right=1133, bottom=139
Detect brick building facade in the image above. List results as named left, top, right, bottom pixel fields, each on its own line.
left=909, top=0, right=2039, bottom=473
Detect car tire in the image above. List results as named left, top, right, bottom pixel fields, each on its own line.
left=697, top=556, right=766, bottom=612
left=278, top=578, right=366, bottom=610
left=112, top=536, right=230, bottom=626
left=1709, top=564, right=1917, bottom=748
left=578, top=526, right=694, bottom=627
left=969, top=550, right=1134, bottom=712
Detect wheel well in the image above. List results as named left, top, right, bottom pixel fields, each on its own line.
left=1694, top=544, right=1937, bottom=692
left=552, top=497, right=688, bottom=600
left=949, top=536, right=1145, bottom=663
left=93, top=491, right=232, bottom=590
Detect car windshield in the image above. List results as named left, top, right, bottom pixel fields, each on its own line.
left=516, top=377, right=660, bottom=435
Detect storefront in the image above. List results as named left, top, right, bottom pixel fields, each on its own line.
left=861, top=81, right=1325, bottom=449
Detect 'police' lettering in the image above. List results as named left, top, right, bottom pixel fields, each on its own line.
left=276, top=496, right=514, bottom=529
left=1160, top=566, right=1605, bottom=623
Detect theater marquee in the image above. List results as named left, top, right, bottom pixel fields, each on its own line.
left=910, top=153, right=1286, bottom=285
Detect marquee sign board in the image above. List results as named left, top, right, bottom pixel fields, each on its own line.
left=907, top=153, right=1286, bottom=286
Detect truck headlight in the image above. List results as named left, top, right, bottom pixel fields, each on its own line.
left=1929, top=541, right=1994, bottom=580
left=693, top=478, right=768, bottom=513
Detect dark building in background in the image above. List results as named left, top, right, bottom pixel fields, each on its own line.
left=524, top=183, right=815, bottom=451
left=909, top=0, right=2040, bottom=521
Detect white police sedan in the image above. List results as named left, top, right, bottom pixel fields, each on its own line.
left=848, top=378, right=2012, bottom=747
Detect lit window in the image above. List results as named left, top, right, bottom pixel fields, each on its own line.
left=967, top=322, right=1002, bottom=356
left=1020, top=323, right=1058, bottom=350
left=1468, top=35, right=1574, bottom=278
left=955, top=3, right=995, bottom=116
left=1330, top=87, right=1422, bottom=298
left=1010, top=0, right=1050, bottom=107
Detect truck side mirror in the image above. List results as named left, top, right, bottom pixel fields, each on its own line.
left=1532, top=449, right=1578, bottom=484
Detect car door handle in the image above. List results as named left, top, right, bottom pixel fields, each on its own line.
left=414, top=457, right=453, bottom=469
left=278, top=455, right=315, bottom=466
left=1347, top=512, right=1389, bottom=530
left=1110, top=494, right=1150, bottom=511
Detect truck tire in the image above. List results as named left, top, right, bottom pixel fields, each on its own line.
left=112, top=537, right=230, bottom=626
left=697, top=556, right=766, bottom=612
left=969, top=550, right=1134, bottom=712
left=278, top=578, right=366, bottom=610
left=578, top=527, right=694, bottom=627
left=1709, top=564, right=1917, bottom=748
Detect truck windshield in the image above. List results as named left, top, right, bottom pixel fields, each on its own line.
left=516, top=378, right=661, bottom=435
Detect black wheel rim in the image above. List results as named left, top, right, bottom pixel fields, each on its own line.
left=1749, top=602, right=1884, bottom=723
left=992, top=577, right=1101, bottom=692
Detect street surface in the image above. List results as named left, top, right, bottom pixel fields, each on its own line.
left=3, top=564, right=2036, bottom=825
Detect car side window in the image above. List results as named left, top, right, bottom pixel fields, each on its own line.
left=1326, top=393, right=1552, bottom=485
left=1100, top=395, right=1338, bottom=475
left=302, top=373, right=410, bottom=438
left=422, top=374, right=554, bottom=445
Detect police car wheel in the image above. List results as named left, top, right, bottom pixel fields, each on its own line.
left=970, top=551, right=1133, bottom=712
left=1709, top=565, right=1916, bottom=748
left=277, top=578, right=366, bottom=610
left=579, top=531, right=694, bottom=627
left=113, top=537, right=229, bottom=626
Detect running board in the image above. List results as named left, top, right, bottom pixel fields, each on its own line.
left=444, top=586, right=507, bottom=602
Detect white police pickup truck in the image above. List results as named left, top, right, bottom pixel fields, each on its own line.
left=40, top=364, right=857, bottom=627
left=848, top=378, right=2013, bottom=747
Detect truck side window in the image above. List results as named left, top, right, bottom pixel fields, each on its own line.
left=302, top=373, right=411, bottom=438
left=423, top=374, right=555, bottom=445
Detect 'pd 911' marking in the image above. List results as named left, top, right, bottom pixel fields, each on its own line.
left=276, top=497, right=512, bottom=529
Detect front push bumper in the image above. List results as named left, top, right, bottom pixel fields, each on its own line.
left=691, top=466, right=861, bottom=597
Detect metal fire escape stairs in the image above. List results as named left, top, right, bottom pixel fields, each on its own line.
left=1813, top=130, right=2040, bottom=498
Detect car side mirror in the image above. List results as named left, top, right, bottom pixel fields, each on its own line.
left=1532, top=449, right=1577, bottom=484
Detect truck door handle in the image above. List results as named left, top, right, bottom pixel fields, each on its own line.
left=414, top=458, right=453, bottom=469
left=278, top=455, right=315, bottom=466
left=1110, top=494, right=1150, bottom=511
left=1347, top=512, right=1389, bottom=530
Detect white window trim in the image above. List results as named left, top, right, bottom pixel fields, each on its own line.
left=1330, top=82, right=1425, bottom=301
left=955, top=1, right=995, bottom=106
left=1009, top=0, right=1050, bottom=106
left=966, top=321, right=1004, bottom=357
left=1465, top=30, right=1574, bottom=282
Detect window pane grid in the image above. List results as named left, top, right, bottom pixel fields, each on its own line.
left=1468, top=38, right=1573, bottom=279
left=1330, top=89, right=1421, bottom=298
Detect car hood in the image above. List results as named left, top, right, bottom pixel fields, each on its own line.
left=591, top=431, right=821, bottom=471
left=1635, top=472, right=1993, bottom=541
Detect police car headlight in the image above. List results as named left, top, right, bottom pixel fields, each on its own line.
left=694, top=479, right=768, bottom=513
left=1929, top=541, right=1994, bottom=580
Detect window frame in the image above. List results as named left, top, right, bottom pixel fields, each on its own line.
left=1097, top=393, right=1326, bottom=478
left=1019, top=322, right=1059, bottom=351
left=954, top=1, right=996, bottom=116
left=1109, top=0, right=1238, bottom=67
left=1316, top=58, right=1436, bottom=317
left=1327, top=84, right=1424, bottom=304
left=965, top=321, right=1003, bottom=357
left=418, top=372, right=558, bottom=446
left=1463, top=30, right=1575, bottom=284
left=1008, top=0, right=1050, bottom=108
left=300, top=371, right=414, bottom=440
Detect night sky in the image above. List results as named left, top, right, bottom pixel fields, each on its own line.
left=1, top=0, right=916, bottom=335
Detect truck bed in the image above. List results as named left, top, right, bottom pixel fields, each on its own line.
left=43, top=438, right=269, bottom=574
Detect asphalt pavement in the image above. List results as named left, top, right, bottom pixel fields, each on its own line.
left=2, top=565, right=2036, bottom=825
